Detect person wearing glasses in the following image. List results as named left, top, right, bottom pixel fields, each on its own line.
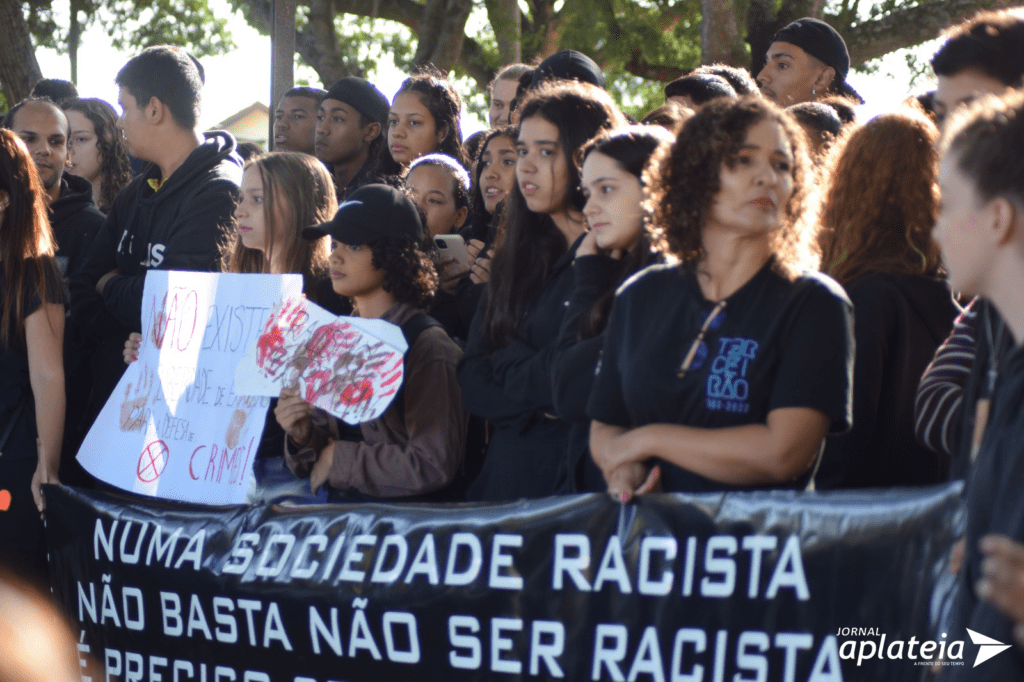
left=587, top=97, right=854, bottom=499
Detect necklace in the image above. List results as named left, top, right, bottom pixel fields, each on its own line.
left=677, top=299, right=727, bottom=378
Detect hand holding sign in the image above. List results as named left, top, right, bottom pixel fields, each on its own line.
left=236, top=297, right=408, bottom=425
left=274, top=389, right=313, bottom=447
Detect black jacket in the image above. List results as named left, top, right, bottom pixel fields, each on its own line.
left=69, top=131, right=242, bottom=417
left=50, top=173, right=106, bottom=282
left=947, top=344, right=1024, bottom=682
left=49, top=173, right=106, bottom=476
left=818, top=272, right=957, bottom=488
left=550, top=254, right=623, bottom=492
left=457, top=235, right=581, bottom=501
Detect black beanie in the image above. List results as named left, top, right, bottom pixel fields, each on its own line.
left=323, top=77, right=390, bottom=127
left=530, top=50, right=606, bottom=90
left=771, top=17, right=864, bottom=104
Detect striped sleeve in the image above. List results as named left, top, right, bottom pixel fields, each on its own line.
left=914, top=299, right=977, bottom=458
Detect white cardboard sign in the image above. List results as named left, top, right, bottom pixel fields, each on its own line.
left=76, top=271, right=303, bottom=505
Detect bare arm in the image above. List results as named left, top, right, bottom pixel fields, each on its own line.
left=27, top=302, right=65, bottom=512
left=596, top=407, right=830, bottom=488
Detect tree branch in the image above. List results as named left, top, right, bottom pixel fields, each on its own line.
left=625, top=50, right=684, bottom=82
left=333, top=0, right=423, bottom=29
left=844, top=0, right=1022, bottom=67
left=457, top=35, right=496, bottom=88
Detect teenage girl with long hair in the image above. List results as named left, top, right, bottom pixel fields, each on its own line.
left=0, top=130, right=65, bottom=585
left=452, top=126, right=518, bottom=331
left=458, top=80, right=626, bottom=501
left=550, top=125, right=674, bottom=492
left=387, top=65, right=467, bottom=170
left=125, top=152, right=346, bottom=494
left=62, top=98, right=133, bottom=213
left=816, top=110, right=957, bottom=488
left=588, top=97, right=854, bottom=499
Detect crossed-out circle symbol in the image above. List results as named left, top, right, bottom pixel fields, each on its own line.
left=137, top=440, right=170, bottom=482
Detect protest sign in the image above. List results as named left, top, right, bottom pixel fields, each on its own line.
left=76, top=271, right=302, bottom=505
left=234, top=296, right=407, bottom=425
left=46, top=484, right=965, bottom=682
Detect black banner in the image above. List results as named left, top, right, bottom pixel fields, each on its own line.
left=45, top=484, right=964, bottom=681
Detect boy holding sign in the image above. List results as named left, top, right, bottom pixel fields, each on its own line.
left=274, top=184, right=468, bottom=499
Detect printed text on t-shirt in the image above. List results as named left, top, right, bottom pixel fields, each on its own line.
left=706, top=336, right=758, bottom=413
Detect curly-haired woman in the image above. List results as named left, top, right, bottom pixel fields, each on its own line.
left=816, top=110, right=958, bottom=488
left=274, top=183, right=468, bottom=500
left=62, top=98, right=132, bottom=213
left=587, top=96, right=855, bottom=498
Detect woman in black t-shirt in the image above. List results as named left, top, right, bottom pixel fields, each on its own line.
left=0, top=130, right=66, bottom=585
left=587, top=97, right=854, bottom=499
left=458, top=81, right=626, bottom=501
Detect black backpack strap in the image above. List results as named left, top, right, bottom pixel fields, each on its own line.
left=400, top=313, right=446, bottom=352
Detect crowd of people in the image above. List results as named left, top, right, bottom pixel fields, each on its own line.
left=3, top=8, right=1024, bottom=678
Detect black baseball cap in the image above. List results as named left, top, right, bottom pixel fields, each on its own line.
left=323, top=77, right=390, bottom=127
left=303, top=184, right=424, bottom=245
left=770, top=17, right=864, bottom=104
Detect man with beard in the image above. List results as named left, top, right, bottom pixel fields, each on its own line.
left=5, top=97, right=106, bottom=479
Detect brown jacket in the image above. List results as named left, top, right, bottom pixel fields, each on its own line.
left=285, top=303, right=468, bottom=497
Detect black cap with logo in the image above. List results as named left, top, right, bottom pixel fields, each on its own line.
left=303, top=184, right=424, bottom=245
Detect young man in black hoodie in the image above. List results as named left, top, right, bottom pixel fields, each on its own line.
left=70, top=45, right=243, bottom=432
left=4, top=97, right=106, bottom=279
left=6, top=97, right=107, bottom=479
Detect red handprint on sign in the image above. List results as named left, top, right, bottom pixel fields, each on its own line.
left=119, top=366, right=155, bottom=432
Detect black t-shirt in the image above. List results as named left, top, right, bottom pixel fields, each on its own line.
left=0, top=258, right=66, bottom=461
left=586, top=259, right=854, bottom=492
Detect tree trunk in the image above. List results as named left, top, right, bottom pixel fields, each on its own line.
left=301, top=0, right=360, bottom=82
left=702, top=0, right=749, bottom=66
left=69, top=0, right=81, bottom=84
left=0, top=0, right=44, bottom=103
left=747, top=0, right=827, bottom=78
left=414, top=0, right=473, bottom=72
left=485, top=0, right=520, bottom=64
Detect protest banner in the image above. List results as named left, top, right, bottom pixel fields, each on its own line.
left=234, top=297, right=407, bottom=425
left=76, top=271, right=303, bottom=505
left=46, top=484, right=966, bottom=682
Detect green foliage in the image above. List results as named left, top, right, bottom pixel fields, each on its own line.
left=607, top=71, right=669, bottom=121
left=22, top=0, right=233, bottom=61
left=100, top=0, right=235, bottom=56
left=327, top=15, right=417, bottom=77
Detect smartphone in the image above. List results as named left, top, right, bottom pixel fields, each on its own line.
left=434, top=234, right=471, bottom=268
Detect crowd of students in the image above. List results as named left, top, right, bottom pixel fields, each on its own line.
left=3, top=8, right=1024, bottom=677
